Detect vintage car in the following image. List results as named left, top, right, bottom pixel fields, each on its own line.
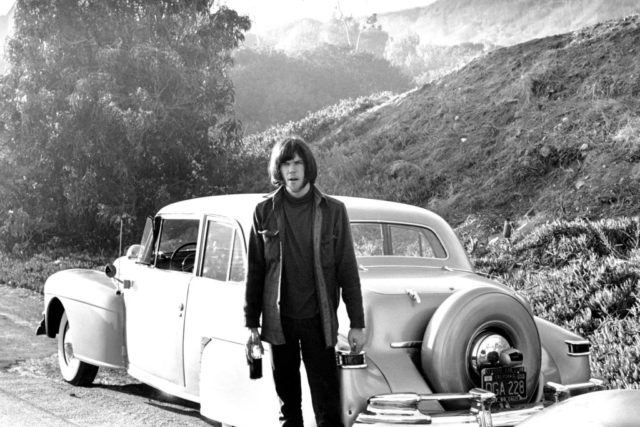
left=37, top=194, right=604, bottom=426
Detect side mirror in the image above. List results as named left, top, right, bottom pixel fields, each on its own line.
left=105, top=263, right=131, bottom=292
left=105, top=263, right=117, bottom=278
left=126, top=244, right=142, bottom=259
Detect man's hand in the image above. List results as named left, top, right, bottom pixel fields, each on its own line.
left=348, top=328, right=366, bottom=354
left=246, top=327, right=263, bottom=360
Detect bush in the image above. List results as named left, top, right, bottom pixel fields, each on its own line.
left=469, top=216, right=640, bottom=389
left=0, top=250, right=111, bottom=294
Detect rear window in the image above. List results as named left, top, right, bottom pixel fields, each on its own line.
left=351, top=222, right=446, bottom=259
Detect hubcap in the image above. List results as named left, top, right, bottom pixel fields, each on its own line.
left=63, top=325, right=75, bottom=364
left=470, top=332, right=511, bottom=374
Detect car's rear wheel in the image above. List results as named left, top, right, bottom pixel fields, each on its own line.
left=421, top=286, right=541, bottom=408
left=58, top=312, right=99, bottom=386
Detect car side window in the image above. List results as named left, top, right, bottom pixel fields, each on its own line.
left=229, top=230, right=246, bottom=282
left=202, top=220, right=246, bottom=282
left=389, top=225, right=446, bottom=258
left=154, top=219, right=200, bottom=272
left=351, top=222, right=446, bottom=259
left=351, top=223, right=384, bottom=256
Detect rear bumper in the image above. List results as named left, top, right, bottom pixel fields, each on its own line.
left=353, top=378, right=604, bottom=426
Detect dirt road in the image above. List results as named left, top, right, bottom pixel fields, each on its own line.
left=0, top=284, right=218, bottom=426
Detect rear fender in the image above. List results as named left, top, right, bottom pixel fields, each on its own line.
left=535, top=317, right=591, bottom=385
left=43, top=269, right=126, bottom=369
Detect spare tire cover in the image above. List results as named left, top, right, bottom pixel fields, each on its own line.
left=421, top=286, right=541, bottom=404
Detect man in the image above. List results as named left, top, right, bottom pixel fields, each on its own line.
left=244, top=136, right=366, bottom=427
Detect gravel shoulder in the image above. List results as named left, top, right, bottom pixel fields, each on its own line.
left=0, top=284, right=218, bottom=426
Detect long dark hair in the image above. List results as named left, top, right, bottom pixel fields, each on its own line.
left=268, top=137, right=318, bottom=187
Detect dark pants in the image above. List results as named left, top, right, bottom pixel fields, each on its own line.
left=271, top=316, right=343, bottom=427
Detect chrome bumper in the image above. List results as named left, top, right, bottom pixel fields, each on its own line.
left=354, top=379, right=604, bottom=426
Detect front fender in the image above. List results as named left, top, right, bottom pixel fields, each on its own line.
left=43, top=269, right=126, bottom=369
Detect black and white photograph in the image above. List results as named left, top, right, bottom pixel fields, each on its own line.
left=1, top=1, right=640, bottom=426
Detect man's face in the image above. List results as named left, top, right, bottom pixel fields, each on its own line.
left=280, top=153, right=309, bottom=197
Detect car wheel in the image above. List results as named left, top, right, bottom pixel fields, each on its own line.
left=57, top=312, right=99, bottom=386
left=421, top=286, right=541, bottom=408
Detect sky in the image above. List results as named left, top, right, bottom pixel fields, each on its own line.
left=218, top=0, right=437, bottom=31
left=0, top=0, right=11, bottom=16
left=0, top=1, right=437, bottom=29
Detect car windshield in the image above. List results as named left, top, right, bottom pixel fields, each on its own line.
left=351, top=222, right=447, bottom=259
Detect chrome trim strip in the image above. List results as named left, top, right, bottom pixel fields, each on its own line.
left=544, top=378, right=604, bottom=402
left=355, top=378, right=604, bottom=426
left=390, top=341, right=423, bottom=349
left=355, top=408, right=546, bottom=426
left=566, top=378, right=605, bottom=394
left=360, top=389, right=497, bottom=426
left=355, top=391, right=544, bottom=426
left=565, top=339, right=590, bottom=345
left=565, top=339, right=591, bottom=357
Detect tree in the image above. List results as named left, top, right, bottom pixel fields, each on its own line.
left=385, top=31, right=423, bottom=76
left=0, top=0, right=250, bottom=250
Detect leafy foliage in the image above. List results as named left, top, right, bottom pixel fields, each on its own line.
left=0, top=0, right=250, bottom=252
left=470, top=217, right=640, bottom=388
left=0, top=249, right=111, bottom=293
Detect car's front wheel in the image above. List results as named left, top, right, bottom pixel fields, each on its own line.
left=57, top=312, right=99, bottom=386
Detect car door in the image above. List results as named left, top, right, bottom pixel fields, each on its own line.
left=191, top=216, right=314, bottom=425
left=182, top=215, right=248, bottom=396
left=124, top=214, right=201, bottom=390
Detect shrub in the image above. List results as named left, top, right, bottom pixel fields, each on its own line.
left=470, top=215, right=640, bottom=389
left=0, top=250, right=110, bottom=294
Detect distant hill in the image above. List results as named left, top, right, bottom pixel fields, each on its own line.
left=241, top=15, right=640, bottom=232
left=377, top=0, right=640, bottom=46
left=250, top=0, right=640, bottom=51
left=244, top=0, right=640, bottom=88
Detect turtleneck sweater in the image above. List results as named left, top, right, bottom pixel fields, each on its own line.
left=280, top=188, right=318, bottom=319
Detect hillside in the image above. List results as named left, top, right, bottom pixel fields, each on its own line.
left=242, top=15, right=640, bottom=233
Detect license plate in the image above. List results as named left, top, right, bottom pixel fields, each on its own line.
left=481, top=366, right=527, bottom=403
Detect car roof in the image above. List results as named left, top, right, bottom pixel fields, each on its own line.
left=157, top=193, right=450, bottom=232
left=157, top=193, right=471, bottom=269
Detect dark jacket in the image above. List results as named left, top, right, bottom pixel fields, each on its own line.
left=244, top=186, right=365, bottom=347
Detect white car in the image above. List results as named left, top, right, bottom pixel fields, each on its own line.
left=37, top=194, right=603, bottom=426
